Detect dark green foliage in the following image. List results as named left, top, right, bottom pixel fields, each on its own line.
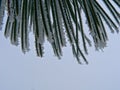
left=0, top=0, right=120, bottom=64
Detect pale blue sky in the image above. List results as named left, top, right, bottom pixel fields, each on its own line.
left=0, top=1, right=120, bottom=90
left=0, top=25, right=120, bottom=90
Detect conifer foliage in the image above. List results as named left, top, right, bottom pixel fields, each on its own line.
left=0, top=0, right=120, bottom=63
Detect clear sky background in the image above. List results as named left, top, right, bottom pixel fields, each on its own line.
left=0, top=23, right=120, bottom=90
left=0, top=2, right=120, bottom=90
